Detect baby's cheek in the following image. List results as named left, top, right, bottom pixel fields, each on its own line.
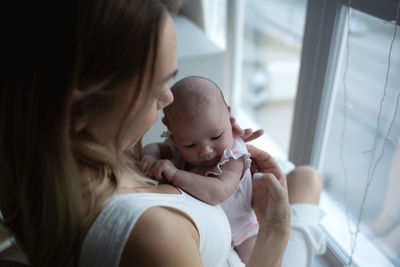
left=219, top=142, right=231, bottom=155
left=181, top=150, right=198, bottom=164
left=225, top=136, right=234, bottom=150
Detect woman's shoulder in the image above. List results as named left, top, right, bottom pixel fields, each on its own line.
left=119, top=205, right=203, bottom=267
left=79, top=186, right=192, bottom=267
left=80, top=185, right=231, bottom=267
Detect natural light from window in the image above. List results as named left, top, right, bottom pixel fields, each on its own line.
left=239, top=0, right=308, bottom=155
left=316, top=8, right=400, bottom=267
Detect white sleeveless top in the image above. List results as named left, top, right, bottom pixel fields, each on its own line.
left=79, top=189, right=231, bottom=267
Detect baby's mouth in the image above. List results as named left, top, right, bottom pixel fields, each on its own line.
left=203, top=156, right=219, bottom=166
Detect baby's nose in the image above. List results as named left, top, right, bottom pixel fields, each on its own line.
left=199, top=145, right=213, bottom=157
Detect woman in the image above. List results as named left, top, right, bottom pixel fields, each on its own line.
left=0, top=0, right=323, bottom=266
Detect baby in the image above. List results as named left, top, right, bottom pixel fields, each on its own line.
left=139, top=76, right=258, bottom=263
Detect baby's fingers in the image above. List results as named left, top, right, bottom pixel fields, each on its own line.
left=139, top=160, right=149, bottom=173
left=151, top=166, right=162, bottom=180
left=139, top=160, right=153, bottom=176
left=151, top=164, right=167, bottom=181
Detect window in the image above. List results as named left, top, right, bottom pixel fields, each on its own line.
left=203, top=0, right=227, bottom=50
left=222, top=0, right=308, bottom=157
left=238, top=0, right=308, bottom=155
left=208, top=0, right=400, bottom=267
left=206, top=0, right=399, bottom=264
left=317, top=7, right=400, bottom=267
left=290, top=0, right=400, bottom=266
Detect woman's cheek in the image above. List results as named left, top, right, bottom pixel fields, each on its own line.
left=125, top=107, right=158, bottom=150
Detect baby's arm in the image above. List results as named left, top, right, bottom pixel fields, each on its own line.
left=139, top=143, right=173, bottom=177
left=153, top=157, right=244, bottom=205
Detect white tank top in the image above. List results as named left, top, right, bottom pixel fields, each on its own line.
left=79, top=189, right=231, bottom=267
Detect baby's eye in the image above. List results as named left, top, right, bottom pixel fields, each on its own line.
left=184, top=144, right=195, bottom=148
left=211, top=133, right=222, bottom=140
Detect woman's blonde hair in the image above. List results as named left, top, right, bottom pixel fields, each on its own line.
left=0, top=0, right=181, bottom=266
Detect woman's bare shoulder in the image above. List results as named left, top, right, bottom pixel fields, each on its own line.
left=119, top=205, right=203, bottom=267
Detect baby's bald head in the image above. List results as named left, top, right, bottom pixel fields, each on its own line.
left=164, top=76, right=228, bottom=127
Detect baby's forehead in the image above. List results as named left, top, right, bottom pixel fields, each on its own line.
left=164, top=76, right=228, bottom=124
left=167, top=101, right=218, bottom=124
left=168, top=96, right=224, bottom=122
left=167, top=104, right=228, bottom=135
left=177, top=79, right=221, bottom=101
left=171, top=111, right=228, bottom=141
left=173, top=78, right=225, bottom=109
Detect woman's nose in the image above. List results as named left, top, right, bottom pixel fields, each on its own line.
left=157, top=87, right=174, bottom=110
left=164, top=88, right=174, bottom=106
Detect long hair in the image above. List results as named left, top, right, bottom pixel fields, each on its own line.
left=0, top=0, right=180, bottom=266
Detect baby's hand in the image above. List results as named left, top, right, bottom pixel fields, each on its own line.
left=151, top=159, right=178, bottom=183
left=139, top=155, right=158, bottom=177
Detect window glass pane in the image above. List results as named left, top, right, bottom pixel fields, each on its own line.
left=318, top=8, right=400, bottom=265
left=203, top=0, right=226, bottom=49
left=240, top=0, right=308, bottom=155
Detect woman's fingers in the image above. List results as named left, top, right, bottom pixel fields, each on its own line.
left=247, top=145, right=283, bottom=178
left=231, top=122, right=245, bottom=137
left=254, top=173, right=287, bottom=199
left=242, top=129, right=264, bottom=142
left=247, top=145, right=273, bottom=163
left=242, top=129, right=253, bottom=140
left=252, top=172, right=290, bottom=229
left=230, top=114, right=264, bottom=142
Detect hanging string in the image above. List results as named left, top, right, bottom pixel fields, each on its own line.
left=345, top=1, right=400, bottom=266
left=365, top=3, right=399, bottom=195
left=340, top=0, right=351, bottom=214
left=339, top=1, right=356, bottom=263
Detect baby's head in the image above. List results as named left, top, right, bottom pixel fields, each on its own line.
left=163, top=76, right=233, bottom=167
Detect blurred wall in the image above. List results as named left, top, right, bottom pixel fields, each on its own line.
left=142, top=14, right=225, bottom=145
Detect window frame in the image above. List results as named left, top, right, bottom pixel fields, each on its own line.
left=289, top=0, right=400, bottom=168
left=289, top=0, right=400, bottom=266
left=225, top=0, right=400, bottom=265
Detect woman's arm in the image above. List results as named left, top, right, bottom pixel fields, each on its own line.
left=246, top=146, right=291, bottom=267
left=119, top=206, right=203, bottom=267
left=151, top=158, right=244, bottom=205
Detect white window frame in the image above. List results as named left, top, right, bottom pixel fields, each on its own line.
left=226, top=0, right=400, bottom=266
left=289, top=0, right=400, bottom=165
left=290, top=0, right=400, bottom=266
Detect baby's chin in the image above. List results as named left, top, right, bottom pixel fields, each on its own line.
left=200, top=156, right=220, bottom=167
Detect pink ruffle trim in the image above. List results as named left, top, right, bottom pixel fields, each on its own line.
left=205, top=146, right=251, bottom=177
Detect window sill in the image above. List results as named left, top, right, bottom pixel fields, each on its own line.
left=320, top=192, right=395, bottom=267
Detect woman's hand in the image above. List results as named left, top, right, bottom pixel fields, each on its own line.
left=230, top=116, right=264, bottom=142
left=247, top=145, right=282, bottom=179
left=247, top=145, right=290, bottom=232
left=245, top=145, right=290, bottom=267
